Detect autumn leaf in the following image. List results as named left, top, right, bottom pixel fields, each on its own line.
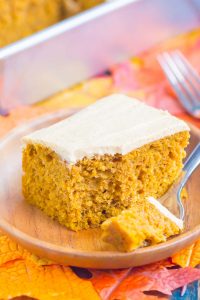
left=108, top=275, right=168, bottom=300
left=191, top=241, right=200, bottom=267
left=134, top=266, right=200, bottom=295
left=82, top=77, right=113, bottom=98
left=111, top=61, right=139, bottom=91
left=90, top=261, right=173, bottom=299
left=90, top=269, right=131, bottom=299
left=172, top=240, right=200, bottom=268
left=0, top=235, right=100, bottom=299
left=0, top=235, right=27, bottom=266
left=90, top=261, right=200, bottom=300
left=0, top=235, right=52, bottom=267
left=0, top=260, right=100, bottom=300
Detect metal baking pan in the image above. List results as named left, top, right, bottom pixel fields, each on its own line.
left=0, top=0, right=200, bottom=110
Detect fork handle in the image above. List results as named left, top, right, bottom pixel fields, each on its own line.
left=179, top=143, right=200, bottom=191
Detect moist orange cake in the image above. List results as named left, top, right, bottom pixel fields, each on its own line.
left=22, top=94, right=190, bottom=231
left=101, top=196, right=183, bottom=252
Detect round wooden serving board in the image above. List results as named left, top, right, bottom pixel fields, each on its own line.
left=0, top=110, right=199, bottom=269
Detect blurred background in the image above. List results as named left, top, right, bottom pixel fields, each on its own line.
left=1, top=0, right=200, bottom=113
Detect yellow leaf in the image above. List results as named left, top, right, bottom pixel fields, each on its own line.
left=0, top=260, right=100, bottom=300
left=38, top=77, right=113, bottom=110
left=190, top=240, right=200, bottom=267
left=82, top=77, right=113, bottom=98
left=0, top=235, right=99, bottom=299
left=172, top=240, right=200, bottom=268
left=0, top=235, right=25, bottom=266
left=0, top=235, right=52, bottom=267
left=39, top=90, right=95, bottom=109
left=130, top=57, right=144, bottom=68
left=23, top=252, right=53, bottom=266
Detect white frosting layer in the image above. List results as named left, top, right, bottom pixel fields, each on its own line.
left=147, top=196, right=183, bottom=229
left=23, top=94, right=189, bottom=164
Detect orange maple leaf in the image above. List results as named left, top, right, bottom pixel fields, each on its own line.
left=0, top=235, right=100, bottom=299
left=0, top=235, right=52, bottom=267
left=172, top=240, right=200, bottom=268
left=0, top=235, right=24, bottom=266
left=90, top=269, right=131, bottom=299
left=0, top=260, right=100, bottom=300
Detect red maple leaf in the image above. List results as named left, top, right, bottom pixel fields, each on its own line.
left=89, top=260, right=200, bottom=300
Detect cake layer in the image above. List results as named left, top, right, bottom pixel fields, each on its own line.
left=101, top=197, right=183, bottom=252
left=23, top=94, right=189, bottom=164
left=22, top=130, right=189, bottom=231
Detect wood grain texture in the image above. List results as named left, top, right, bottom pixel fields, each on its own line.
left=0, top=110, right=199, bottom=269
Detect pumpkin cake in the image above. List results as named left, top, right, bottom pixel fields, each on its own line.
left=0, top=0, right=65, bottom=47
left=101, top=196, right=183, bottom=252
left=22, top=94, right=190, bottom=231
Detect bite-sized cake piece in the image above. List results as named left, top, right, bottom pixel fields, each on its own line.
left=22, top=94, right=190, bottom=231
left=101, top=197, right=183, bottom=252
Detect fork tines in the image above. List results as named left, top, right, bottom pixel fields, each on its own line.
left=158, top=50, right=200, bottom=119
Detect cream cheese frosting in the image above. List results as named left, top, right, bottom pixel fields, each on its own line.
left=147, top=196, right=183, bottom=229
left=23, top=94, right=190, bottom=164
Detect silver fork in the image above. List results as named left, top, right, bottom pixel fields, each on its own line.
left=160, top=143, right=200, bottom=221
left=158, top=51, right=200, bottom=118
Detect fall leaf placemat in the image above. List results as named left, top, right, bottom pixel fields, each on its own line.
left=1, top=29, right=200, bottom=299
left=0, top=234, right=200, bottom=300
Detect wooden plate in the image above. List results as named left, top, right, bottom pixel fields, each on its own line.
left=0, top=110, right=200, bottom=269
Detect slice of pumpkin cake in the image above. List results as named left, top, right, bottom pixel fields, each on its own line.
left=22, top=94, right=189, bottom=231
left=101, top=196, right=183, bottom=252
